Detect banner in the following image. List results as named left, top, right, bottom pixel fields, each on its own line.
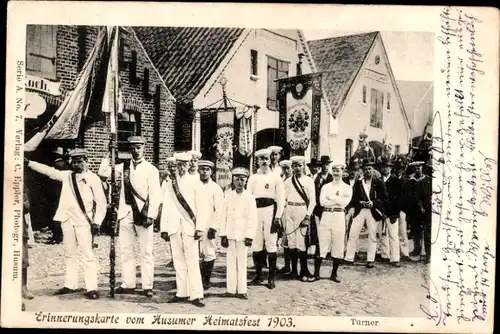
left=235, top=105, right=255, bottom=157
left=215, top=110, right=234, bottom=191
left=286, top=88, right=312, bottom=151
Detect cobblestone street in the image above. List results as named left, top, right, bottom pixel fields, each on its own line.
left=24, top=232, right=428, bottom=317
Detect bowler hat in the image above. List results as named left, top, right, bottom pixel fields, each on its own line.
left=319, top=155, right=332, bottom=164
left=380, top=157, right=394, bottom=167
left=362, top=158, right=376, bottom=168
left=347, top=160, right=361, bottom=171
left=307, top=158, right=318, bottom=167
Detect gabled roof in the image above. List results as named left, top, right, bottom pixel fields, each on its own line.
left=308, top=32, right=378, bottom=117
left=132, top=27, right=245, bottom=102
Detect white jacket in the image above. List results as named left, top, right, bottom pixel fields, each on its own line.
left=220, top=190, right=258, bottom=241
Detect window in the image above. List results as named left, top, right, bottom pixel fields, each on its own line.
left=395, top=144, right=400, bottom=156
left=250, top=50, right=258, bottom=76
left=267, top=56, right=289, bottom=110
left=387, top=92, right=391, bottom=109
left=26, top=25, right=57, bottom=79
left=370, top=89, right=384, bottom=129
left=345, top=139, right=353, bottom=164
left=362, top=85, right=367, bottom=103
left=117, top=111, right=141, bottom=151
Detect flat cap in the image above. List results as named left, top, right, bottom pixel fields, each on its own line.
left=267, top=146, right=283, bottom=153
left=255, top=148, right=271, bottom=158
left=175, top=152, right=191, bottom=162
left=232, top=167, right=250, bottom=177
left=166, top=156, right=176, bottom=163
left=279, top=160, right=292, bottom=167
left=290, top=156, right=306, bottom=165
left=68, top=148, right=87, bottom=157
left=127, top=136, right=145, bottom=145
left=189, top=150, right=202, bottom=159
left=198, top=160, right=215, bottom=168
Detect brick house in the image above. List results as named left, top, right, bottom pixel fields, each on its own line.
left=24, top=25, right=176, bottom=230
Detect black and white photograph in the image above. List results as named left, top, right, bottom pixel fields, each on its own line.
left=2, top=2, right=498, bottom=333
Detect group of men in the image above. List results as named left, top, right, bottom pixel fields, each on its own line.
left=22, top=136, right=431, bottom=308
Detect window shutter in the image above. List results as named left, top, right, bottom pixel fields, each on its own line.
left=26, top=25, right=57, bottom=79
left=370, top=88, right=377, bottom=127
left=143, top=68, right=150, bottom=98
left=250, top=49, right=258, bottom=76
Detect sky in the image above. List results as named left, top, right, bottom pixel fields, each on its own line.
left=303, top=30, right=435, bottom=82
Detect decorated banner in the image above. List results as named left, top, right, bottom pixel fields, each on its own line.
left=235, top=105, right=255, bottom=157
left=215, top=110, right=234, bottom=191
left=278, top=73, right=322, bottom=156
left=286, top=88, right=312, bottom=151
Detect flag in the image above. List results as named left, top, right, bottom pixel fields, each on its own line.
left=24, top=28, right=109, bottom=152
left=102, top=26, right=121, bottom=134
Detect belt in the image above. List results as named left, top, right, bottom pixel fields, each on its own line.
left=256, top=198, right=276, bottom=208
left=287, top=202, right=306, bottom=206
left=323, top=207, right=344, bottom=213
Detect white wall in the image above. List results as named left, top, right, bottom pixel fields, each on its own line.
left=193, top=29, right=313, bottom=149
left=321, top=36, right=410, bottom=163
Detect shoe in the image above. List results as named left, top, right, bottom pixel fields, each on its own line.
left=191, top=298, right=205, bottom=307
left=224, top=292, right=237, bottom=298
left=237, top=293, right=248, bottom=300
left=381, top=258, right=391, bottom=263
left=409, top=250, right=421, bottom=257
left=366, top=262, right=375, bottom=269
left=343, top=260, right=354, bottom=266
left=248, top=277, right=264, bottom=286
left=167, top=296, right=189, bottom=303
left=86, top=290, right=99, bottom=300
left=22, top=286, right=34, bottom=300
left=277, top=267, right=291, bottom=275
left=144, top=289, right=154, bottom=298
left=115, top=287, right=135, bottom=294
left=307, top=276, right=319, bottom=282
left=203, top=282, right=212, bottom=290
left=391, top=262, right=401, bottom=268
left=55, top=287, right=77, bottom=295
left=266, top=281, right=276, bottom=290
left=300, top=276, right=309, bottom=282
left=330, top=276, right=341, bottom=283
left=401, top=255, right=413, bottom=262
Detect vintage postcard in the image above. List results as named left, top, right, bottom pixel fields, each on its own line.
left=2, top=2, right=498, bottom=332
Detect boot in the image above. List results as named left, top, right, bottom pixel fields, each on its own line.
left=330, top=259, right=341, bottom=283
left=299, top=251, right=312, bottom=281
left=313, top=257, right=322, bottom=280
left=22, top=268, right=34, bottom=300
left=277, top=248, right=291, bottom=275
left=266, top=253, right=277, bottom=290
left=249, top=252, right=264, bottom=285
left=203, top=260, right=215, bottom=290
left=287, top=249, right=299, bottom=279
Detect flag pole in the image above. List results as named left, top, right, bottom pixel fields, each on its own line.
left=108, top=26, right=119, bottom=298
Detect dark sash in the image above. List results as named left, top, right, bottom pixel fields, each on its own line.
left=291, top=175, right=309, bottom=207
left=70, top=172, right=96, bottom=224
left=123, top=160, right=149, bottom=226
left=170, top=176, right=197, bottom=228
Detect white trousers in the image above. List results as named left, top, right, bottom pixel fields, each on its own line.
left=61, top=222, right=98, bottom=291
left=319, top=212, right=345, bottom=259
left=119, top=213, right=155, bottom=290
left=377, top=221, right=390, bottom=259
left=379, top=218, right=401, bottom=262
left=252, top=206, right=277, bottom=253
left=226, top=240, right=248, bottom=294
left=399, top=211, right=410, bottom=257
left=285, top=204, right=308, bottom=251
left=201, top=228, right=217, bottom=262
left=345, top=209, right=378, bottom=262
left=170, top=228, right=204, bottom=300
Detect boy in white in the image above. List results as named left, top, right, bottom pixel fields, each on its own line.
left=283, top=156, right=316, bottom=281
left=220, top=167, right=258, bottom=299
left=160, top=153, right=206, bottom=307
left=197, top=159, right=224, bottom=290
left=99, top=136, right=161, bottom=297
left=319, top=164, right=353, bottom=283
left=26, top=148, right=107, bottom=299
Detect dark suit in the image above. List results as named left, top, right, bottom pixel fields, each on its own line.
left=411, top=175, right=432, bottom=259
left=380, top=175, right=402, bottom=262
left=309, top=173, right=333, bottom=250
left=345, top=177, right=388, bottom=262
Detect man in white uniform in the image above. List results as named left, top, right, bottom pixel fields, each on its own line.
left=26, top=148, right=107, bottom=299
left=99, top=136, right=161, bottom=297
left=277, top=159, right=292, bottom=275
left=283, top=156, right=316, bottom=281
left=247, top=149, right=285, bottom=289
left=197, top=159, right=224, bottom=290
left=160, top=153, right=206, bottom=307
left=268, top=146, right=283, bottom=178
left=319, top=163, right=353, bottom=283
left=220, top=167, right=258, bottom=300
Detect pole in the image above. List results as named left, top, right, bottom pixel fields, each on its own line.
left=109, top=76, right=118, bottom=298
